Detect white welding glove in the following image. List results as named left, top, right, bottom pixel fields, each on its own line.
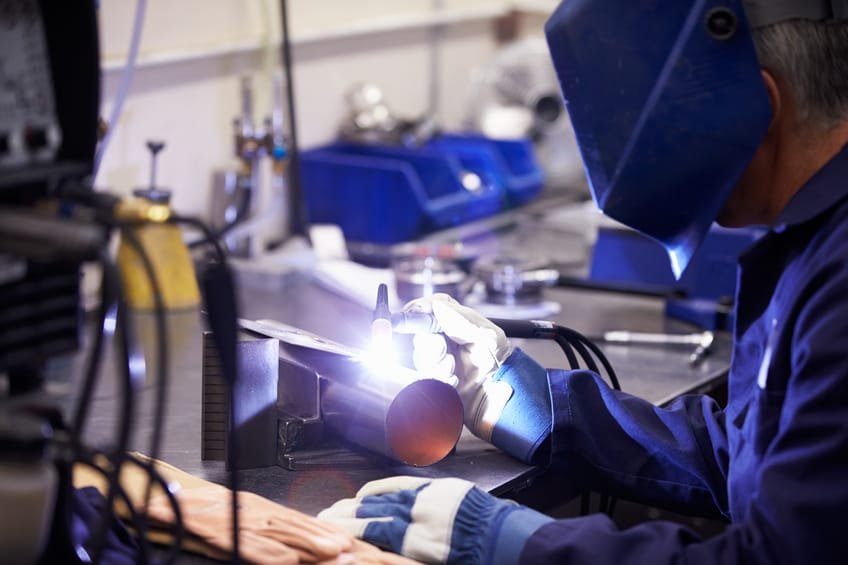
left=317, top=476, right=552, bottom=565
left=403, top=294, right=515, bottom=443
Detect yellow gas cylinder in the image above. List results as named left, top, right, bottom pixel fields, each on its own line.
left=116, top=188, right=200, bottom=311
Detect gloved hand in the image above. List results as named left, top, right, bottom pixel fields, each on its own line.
left=317, top=476, right=552, bottom=565
left=402, top=294, right=552, bottom=464
left=403, top=294, right=514, bottom=441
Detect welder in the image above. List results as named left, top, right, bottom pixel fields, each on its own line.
left=319, top=1, right=848, bottom=563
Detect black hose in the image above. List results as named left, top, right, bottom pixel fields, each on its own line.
left=115, top=226, right=170, bottom=550
left=170, top=214, right=240, bottom=564
left=89, top=270, right=139, bottom=564
left=71, top=249, right=118, bottom=447
left=553, top=334, right=579, bottom=369
left=280, top=0, right=309, bottom=240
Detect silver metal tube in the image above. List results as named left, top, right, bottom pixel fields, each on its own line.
left=322, top=375, right=463, bottom=467
left=240, top=318, right=464, bottom=466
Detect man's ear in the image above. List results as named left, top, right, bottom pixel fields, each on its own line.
left=761, top=69, right=783, bottom=131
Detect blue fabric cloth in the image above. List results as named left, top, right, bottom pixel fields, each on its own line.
left=490, top=506, right=554, bottom=565
left=72, top=486, right=145, bottom=565
left=519, top=144, right=848, bottom=563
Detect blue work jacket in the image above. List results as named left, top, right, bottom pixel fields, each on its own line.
left=521, top=145, right=848, bottom=564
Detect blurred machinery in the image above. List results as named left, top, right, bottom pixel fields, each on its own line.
left=587, top=225, right=762, bottom=331
left=0, top=2, right=101, bottom=562
left=339, top=82, right=440, bottom=147
left=0, top=3, right=242, bottom=563
left=463, top=37, right=586, bottom=193
left=210, top=74, right=289, bottom=258
left=0, top=0, right=100, bottom=393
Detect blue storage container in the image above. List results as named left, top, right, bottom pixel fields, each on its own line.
left=300, top=135, right=543, bottom=244
left=424, top=134, right=544, bottom=206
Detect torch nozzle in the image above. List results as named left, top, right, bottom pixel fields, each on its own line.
left=371, top=283, right=393, bottom=348
left=373, top=283, right=391, bottom=322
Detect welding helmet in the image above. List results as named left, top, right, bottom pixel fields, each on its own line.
left=545, top=0, right=848, bottom=277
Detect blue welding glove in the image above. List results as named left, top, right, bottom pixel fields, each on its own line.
left=317, top=476, right=552, bottom=565
left=403, top=294, right=552, bottom=464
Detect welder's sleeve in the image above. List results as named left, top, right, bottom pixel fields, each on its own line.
left=520, top=281, right=848, bottom=563
left=490, top=351, right=730, bottom=515
left=544, top=368, right=730, bottom=518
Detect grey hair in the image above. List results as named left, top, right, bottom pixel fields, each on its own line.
left=751, top=19, right=848, bottom=129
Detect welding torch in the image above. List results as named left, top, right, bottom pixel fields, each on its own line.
left=371, top=283, right=394, bottom=349
left=392, top=309, right=714, bottom=366
left=390, top=310, right=557, bottom=339
left=389, top=308, right=622, bottom=390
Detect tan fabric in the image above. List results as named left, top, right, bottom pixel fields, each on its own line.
left=73, top=452, right=419, bottom=564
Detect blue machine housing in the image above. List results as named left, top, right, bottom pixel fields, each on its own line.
left=300, top=134, right=544, bottom=244
left=545, top=0, right=772, bottom=277
left=589, top=225, right=764, bottom=329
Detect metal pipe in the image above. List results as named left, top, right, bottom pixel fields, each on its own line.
left=279, top=0, right=308, bottom=240
left=240, top=318, right=464, bottom=466
left=321, top=375, right=463, bottom=467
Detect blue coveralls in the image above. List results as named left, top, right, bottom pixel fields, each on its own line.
left=511, top=146, right=848, bottom=563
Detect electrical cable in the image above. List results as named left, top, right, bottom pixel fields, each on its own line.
left=571, top=332, right=620, bottom=391
left=186, top=171, right=257, bottom=249
left=279, top=0, right=309, bottom=240
left=121, top=451, right=185, bottom=565
left=93, top=0, right=147, bottom=178
left=114, top=224, right=170, bottom=552
left=486, top=318, right=619, bottom=389
left=89, top=266, right=142, bottom=565
left=73, top=448, right=185, bottom=565
left=71, top=248, right=118, bottom=448
left=69, top=245, right=162, bottom=560
left=114, top=225, right=169, bottom=464
left=58, top=192, right=184, bottom=564
left=170, top=214, right=240, bottom=564
left=555, top=326, right=621, bottom=391
left=171, top=215, right=227, bottom=261
left=556, top=331, right=592, bottom=518
left=73, top=454, right=151, bottom=565
left=550, top=323, right=620, bottom=515
left=553, top=334, right=579, bottom=369
left=562, top=333, right=600, bottom=375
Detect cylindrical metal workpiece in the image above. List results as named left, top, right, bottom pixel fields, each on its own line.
left=321, top=375, right=463, bottom=467
left=239, top=318, right=465, bottom=467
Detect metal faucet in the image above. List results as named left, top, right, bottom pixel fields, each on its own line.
left=224, top=75, right=289, bottom=257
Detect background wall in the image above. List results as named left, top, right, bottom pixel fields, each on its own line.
left=95, top=0, right=560, bottom=219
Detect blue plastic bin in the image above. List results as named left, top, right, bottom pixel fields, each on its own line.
left=300, top=135, right=543, bottom=244
left=424, top=134, right=544, bottom=206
